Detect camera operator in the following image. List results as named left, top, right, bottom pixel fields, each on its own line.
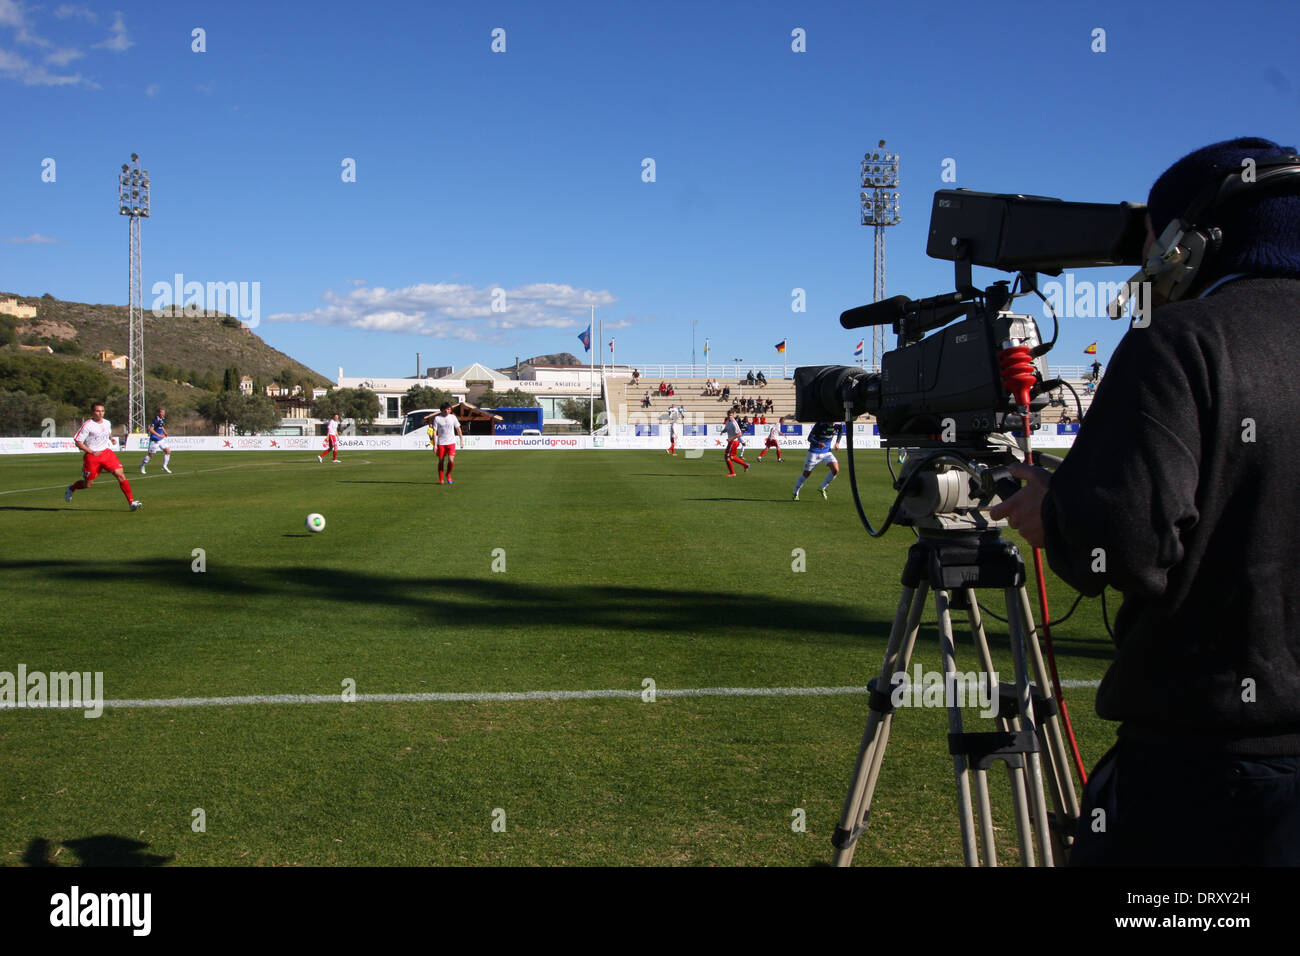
left=990, top=137, right=1300, bottom=865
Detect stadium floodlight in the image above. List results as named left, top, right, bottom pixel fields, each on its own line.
left=860, top=140, right=901, bottom=369
left=117, top=153, right=151, bottom=437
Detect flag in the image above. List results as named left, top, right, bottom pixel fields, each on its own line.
left=775, top=339, right=787, bottom=354
left=704, top=339, right=710, bottom=355
left=854, top=339, right=864, bottom=357
left=609, top=338, right=614, bottom=352
left=1084, top=342, right=1097, bottom=355
left=578, top=325, right=591, bottom=352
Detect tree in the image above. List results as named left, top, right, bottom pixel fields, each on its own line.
left=0, top=390, right=78, bottom=435
left=222, top=367, right=241, bottom=392
left=560, top=397, right=605, bottom=422
left=0, top=353, right=111, bottom=408
left=403, top=384, right=456, bottom=415
left=313, top=387, right=379, bottom=424
left=275, top=367, right=296, bottom=387
left=232, top=394, right=280, bottom=434
left=478, top=388, right=539, bottom=408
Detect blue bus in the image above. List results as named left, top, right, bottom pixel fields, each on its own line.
left=485, top=407, right=543, bottom=436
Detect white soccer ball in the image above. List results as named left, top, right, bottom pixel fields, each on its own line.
left=306, top=513, right=326, bottom=533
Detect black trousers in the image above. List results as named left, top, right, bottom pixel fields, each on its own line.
left=1068, top=740, right=1300, bottom=865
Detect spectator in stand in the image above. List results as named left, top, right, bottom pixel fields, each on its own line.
left=642, top=391, right=653, bottom=408
left=721, top=386, right=730, bottom=402
left=756, top=370, right=767, bottom=386
left=766, top=398, right=774, bottom=412
left=631, top=369, right=641, bottom=385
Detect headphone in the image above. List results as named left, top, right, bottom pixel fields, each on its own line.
left=1108, top=152, right=1300, bottom=319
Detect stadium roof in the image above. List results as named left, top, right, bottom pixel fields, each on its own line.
left=452, top=363, right=510, bottom=384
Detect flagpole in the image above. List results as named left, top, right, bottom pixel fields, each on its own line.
left=589, top=306, right=595, bottom=435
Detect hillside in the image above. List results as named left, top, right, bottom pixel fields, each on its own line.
left=2, top=291, right=330, bottom=389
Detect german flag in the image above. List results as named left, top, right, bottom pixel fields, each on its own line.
left=775, top=340, right=787, bottom=354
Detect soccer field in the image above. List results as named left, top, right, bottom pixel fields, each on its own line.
left=1, top=448, right=1116, bottom=866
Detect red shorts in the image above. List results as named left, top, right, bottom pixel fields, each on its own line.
left=323, top=436, right=338, bottom=449
left=437, top=443, right=456, bottom=459
left=726, top=439, right=740, bottom=456
left=765, top=438, right=779, bottom=448
left=82, top=449, right=122, bottom=480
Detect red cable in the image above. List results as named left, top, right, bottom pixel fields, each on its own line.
left=999, top=344, right=1089, bottom=786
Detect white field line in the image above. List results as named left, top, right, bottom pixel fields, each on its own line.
left=9, top=679, right=1103, bottom=712
left=0, top=457, right=372, bottom=497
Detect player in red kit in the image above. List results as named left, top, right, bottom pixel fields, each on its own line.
left=757, top=421, right=784, bottom=462
left=64, top=402, right=141, bottom=511
left=428, top=403, right=463, bottom=485
left=722, top=410, right=748, bottom=476
left=318, top=413, right=341, bottom=462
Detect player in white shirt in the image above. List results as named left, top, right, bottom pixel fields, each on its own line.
left=427, top=403, right=463, bottom=485
left=64, top=402, right=142, bottom=511
left=757, top=422, right=784, bottom=462
left=318, top=413, right=342, bottom=462
left=722, top=410, right=748, bottom=476
left=667, top=418, right=679, bottom=456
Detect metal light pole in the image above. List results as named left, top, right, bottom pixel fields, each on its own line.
left=118, top=153, right=150, bottom=436
left=860, top=141, right=900, bottom=371
left=691, top=319, right=697, bottom=373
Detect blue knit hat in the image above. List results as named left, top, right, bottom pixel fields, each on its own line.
left=1147, top=137, right=1300, bottom=281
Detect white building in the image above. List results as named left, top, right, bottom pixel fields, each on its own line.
left=332, top=362, right=604, bottom=432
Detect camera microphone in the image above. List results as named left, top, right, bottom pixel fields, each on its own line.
left=840, top=296, right=911, bottom=330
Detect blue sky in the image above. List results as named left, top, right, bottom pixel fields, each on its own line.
left=3, top=0, right=1297, bottom=379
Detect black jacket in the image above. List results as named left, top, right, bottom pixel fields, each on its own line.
left=1042, top=278, right=1300, bottom=755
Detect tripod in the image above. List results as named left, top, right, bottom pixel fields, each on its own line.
left=831, top=528, right=1081, bottom=866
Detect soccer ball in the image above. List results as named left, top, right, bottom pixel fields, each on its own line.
left=305, top=513, right=326, bottom=533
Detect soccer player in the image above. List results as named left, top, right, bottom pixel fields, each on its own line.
left=757, top=421, right=783, bottom=462
left=667, top=417, right=678, bottom=456
left=140, top=406, right=172, bottom=474
left=65, top=402, right=142, bottom=511
left=318, top=413, right=341, bottom=462
left=793, top=421, right=842, bottom=500
left=429, top=403, right=463, bottom=485
left=722, top=410, right=748, bottom=476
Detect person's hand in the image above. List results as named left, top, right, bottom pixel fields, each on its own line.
left=988, top=463, right=1052, bottom=549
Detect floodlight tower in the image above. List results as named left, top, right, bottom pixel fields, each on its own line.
left=860, top=141, right=900, bottom=370
left=118, top=153, right=150, bottom=436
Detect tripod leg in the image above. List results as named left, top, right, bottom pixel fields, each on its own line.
left=832, top=581, right=930, bottom=867
left=935, top=587, right=979, bottom=866
left=1017, top=586, right=1081, bottom=859
left=1006, top=587, right=1056, bottom=866
left=964, top=588, right=1035, bottom=866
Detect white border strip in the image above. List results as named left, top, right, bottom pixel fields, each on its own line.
left=69, top=680, right=1098, bottom=711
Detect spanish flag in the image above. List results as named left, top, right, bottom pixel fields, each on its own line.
left=775, top=340, right=787, bottom=354
left=1084, top=342, right=1098, bottom=355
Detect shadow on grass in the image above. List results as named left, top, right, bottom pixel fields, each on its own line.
left=0, top=506, right=66, bottom=512
left=0, top=557, right=1115, bottom=658
left=23, top=835, right=172, bottom=867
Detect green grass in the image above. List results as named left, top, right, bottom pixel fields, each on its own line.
left=0, top=448, right=1117, bottom=866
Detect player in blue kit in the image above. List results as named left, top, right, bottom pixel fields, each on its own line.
left=140, top=407, right=172, bottom=474
left=792, top=421, right=842, bottom=500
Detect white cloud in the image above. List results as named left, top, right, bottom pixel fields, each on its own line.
left=0, top=46, right=88, bottom=85
left=53, top=4, right=97, bottom=21
left=45, top=46, right=83, bottom=65
left=0, top=0, right=23, bottom=28
left=4, top=233, right=58, bottom=243
left=268, top=281, right=621, bottom=343
left=91, top=10, right=130, bottom=52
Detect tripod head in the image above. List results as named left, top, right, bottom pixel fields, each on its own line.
left=892, top=441, right=1027, bottom=533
